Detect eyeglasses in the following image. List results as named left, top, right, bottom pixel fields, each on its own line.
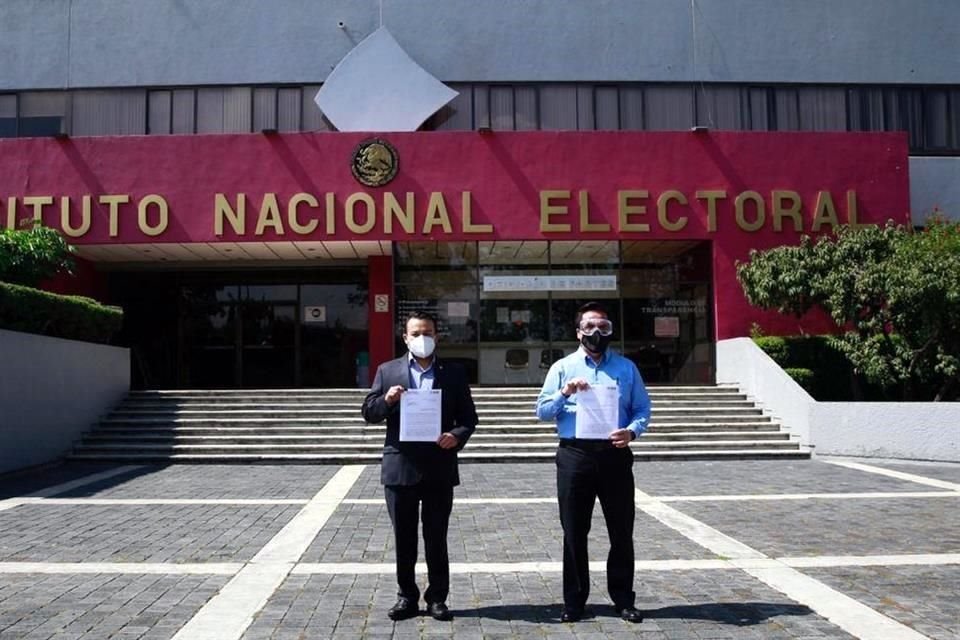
left=578, top=319, right=613, bottom=336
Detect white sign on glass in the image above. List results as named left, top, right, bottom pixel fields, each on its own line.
left=303, top=306, right=326, bottom=323
left=483, top=275, right=617, bottom=293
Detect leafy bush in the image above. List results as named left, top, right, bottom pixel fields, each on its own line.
left=754, top=336, right=788, bottom=365
left=753, top=335, right=878, bottom=400
left=739, top=219, right=960, bottom=400
left=0, top=282, right=122, bottom=345
left=0, top=223, right=75, bottom=287
left=784, top=367, right=814, bottom=392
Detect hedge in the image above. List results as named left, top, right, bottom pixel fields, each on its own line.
left=0, top=282, right=122, bottom=345
left=753, top=335, right=857, bottom=400
left=783, top=367, right=815, bottom=393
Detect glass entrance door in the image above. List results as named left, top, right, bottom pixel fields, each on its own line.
left=176, top=273, right=368, bottom=388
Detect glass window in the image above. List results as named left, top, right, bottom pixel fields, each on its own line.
left=747, top=87, right=772, bottom=131
left=197, top=87, right=251, bottom=133
left=253, top=87, right=277, bottom=131
left=595, top=86, right=620, bottom=130
left=539, top=84, right=578, bottom=130
left=924, top=88, right=950, bottom=149
left=697, top=85, right=744, bottom=129
left=0, top=94, right=15, bottom=137
left=621, top=241, right=712, bottom=383
left=645, top=85, right=694, bottom=131
left=301, top=85, right=329, bottom=131
left=427, top=83, right=472, bottom=131
left=490, top=86, right=515, bottom=130
left=515, top=86, right=538, bottom=131
left=396, top=241, right=479, bottom=382
left=242, top=284, right=298, bottom=302
left=773, top=88, right=800, bottom=130
left=172, top=89, right=196, bottom=133
left=797, top=87, right=847, bottom=131
left=18, top=91, right=66, bottom=136
left=479, top=240, right=550, bottom=385
left=148, top=90, right=172, bottom=134
left=277, top=87, right=301, bottom=132
left=72, top=89, right=146, bottom=136
left=619, top=86, right=644, bottom=130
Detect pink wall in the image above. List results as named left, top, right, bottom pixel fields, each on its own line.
left=0, top=130, right=911, bottom=339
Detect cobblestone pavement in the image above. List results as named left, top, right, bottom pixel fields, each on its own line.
left=0, top=457, right=957, bottom=639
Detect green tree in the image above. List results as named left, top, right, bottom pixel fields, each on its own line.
left=736, top=220, right=960, bottom=401
left=0, top=222, right=75, bottom=287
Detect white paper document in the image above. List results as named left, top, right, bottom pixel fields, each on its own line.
left=575, top=385, right=619, bottom=440
left=400, top=388, right=442, bottom=442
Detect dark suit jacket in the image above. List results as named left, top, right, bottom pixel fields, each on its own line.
left=361, top=354, right=478, bottom=487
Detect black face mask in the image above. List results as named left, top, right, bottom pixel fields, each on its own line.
left=580, top=332, right=612, bottom=355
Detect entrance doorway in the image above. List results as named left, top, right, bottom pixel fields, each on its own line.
left=394, top=240, right=713, bottom=385
left=113, top=270, right=368, bottom=389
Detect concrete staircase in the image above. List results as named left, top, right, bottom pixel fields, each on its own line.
left=69, top=385, right=810, bottom=463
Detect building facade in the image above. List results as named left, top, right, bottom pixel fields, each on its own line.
left=1, top=1, right=956, bottom=389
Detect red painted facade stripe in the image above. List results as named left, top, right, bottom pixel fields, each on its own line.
left=0, top=130, right=911, bottom=341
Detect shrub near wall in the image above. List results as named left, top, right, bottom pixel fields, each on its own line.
left=0, top=282, right=122, bottom=345
left=753, top=336, right=871, bottom=401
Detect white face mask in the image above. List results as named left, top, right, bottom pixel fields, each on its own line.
left=406, top=335, right=436, bottom=359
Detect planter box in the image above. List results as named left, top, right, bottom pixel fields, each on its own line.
left=718, top=337, right=960, bottom=463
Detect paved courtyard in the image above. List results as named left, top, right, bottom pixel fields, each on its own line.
left=0, top=457, right=958, bottom=639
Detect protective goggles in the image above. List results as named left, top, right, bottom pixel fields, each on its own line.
left=578, top=319, right=614, bottom=336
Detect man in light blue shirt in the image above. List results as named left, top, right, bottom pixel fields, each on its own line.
left=536, top=301, right=651, bottom=624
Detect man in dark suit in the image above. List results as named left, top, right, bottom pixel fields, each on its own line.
left=361, top=310, right=478, bottom=622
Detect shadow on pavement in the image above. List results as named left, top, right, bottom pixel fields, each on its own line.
left=457, top=601, right=813, bottom=625
left=0, top=462, right=167, bottom=499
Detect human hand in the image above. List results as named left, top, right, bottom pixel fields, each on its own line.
left=561, top=378, right=590, bottom=397
left=437, top=433, right=459, bottom=449
left=609, top=428, right=635, bottom=448
left=384, top=385, right=406, bottom=405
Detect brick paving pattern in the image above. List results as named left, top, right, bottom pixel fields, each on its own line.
left=0, top=457, right=956, bottom=639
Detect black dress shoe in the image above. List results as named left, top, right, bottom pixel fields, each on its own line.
left=387, top=597, right=418, bottom=621
left=617, top=606, right=643, bottom=623
left=426, top=602, right=453, bottom=621
left=560, top=607, right=583, bottom=623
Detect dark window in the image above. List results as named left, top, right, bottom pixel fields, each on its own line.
left=18, top=116, right=61, bottom=137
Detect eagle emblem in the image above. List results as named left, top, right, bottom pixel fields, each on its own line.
left=351, top=138, right=399, bottom=187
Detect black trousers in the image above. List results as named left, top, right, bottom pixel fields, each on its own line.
left=384, top=481, right=454, bottom=604
left=556, top=442, right=636, bottom=610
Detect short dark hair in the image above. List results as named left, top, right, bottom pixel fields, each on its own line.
left=404, top=310, right=437, bottom=334
left=575, top=301, right=608, bottom=327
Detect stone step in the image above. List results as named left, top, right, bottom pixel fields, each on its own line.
left=108, top=406, right=764, bottom=419
left=75, top=384, right=808, bottom=462
left=74, top=437, right=802, bottom=453
left=67, top=448, right=812, bottom=463
left=126, top=384, right=734, bottom=394
left=117, top=398, right=755, bottom=410
left=81, top=431, right=791, bottom=445
left=99, top=413, right=771, bottom=427
left=92, top=421, right=783, bottom=435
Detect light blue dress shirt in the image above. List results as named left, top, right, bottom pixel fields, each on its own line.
left=536, top=348, right=652, bottom=440
left=407, top=353, right=435, bottom=390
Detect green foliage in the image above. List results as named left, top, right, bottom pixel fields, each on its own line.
left=0, top=281, right=122, bottom=345
left=753, top=335, right=861, bottom=400
left=754, top=336, right=788, bottom=365
left=784, top=367, right=814, bottom=392
left=738, top=219, right=960, bottom=400
left=0, top=223, right=75, bottom=287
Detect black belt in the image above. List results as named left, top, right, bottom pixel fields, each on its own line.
left=558, top=438, right=615, bottom=452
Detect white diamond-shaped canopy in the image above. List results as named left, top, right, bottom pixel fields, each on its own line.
left=315, top=27, right=458, bottom=132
